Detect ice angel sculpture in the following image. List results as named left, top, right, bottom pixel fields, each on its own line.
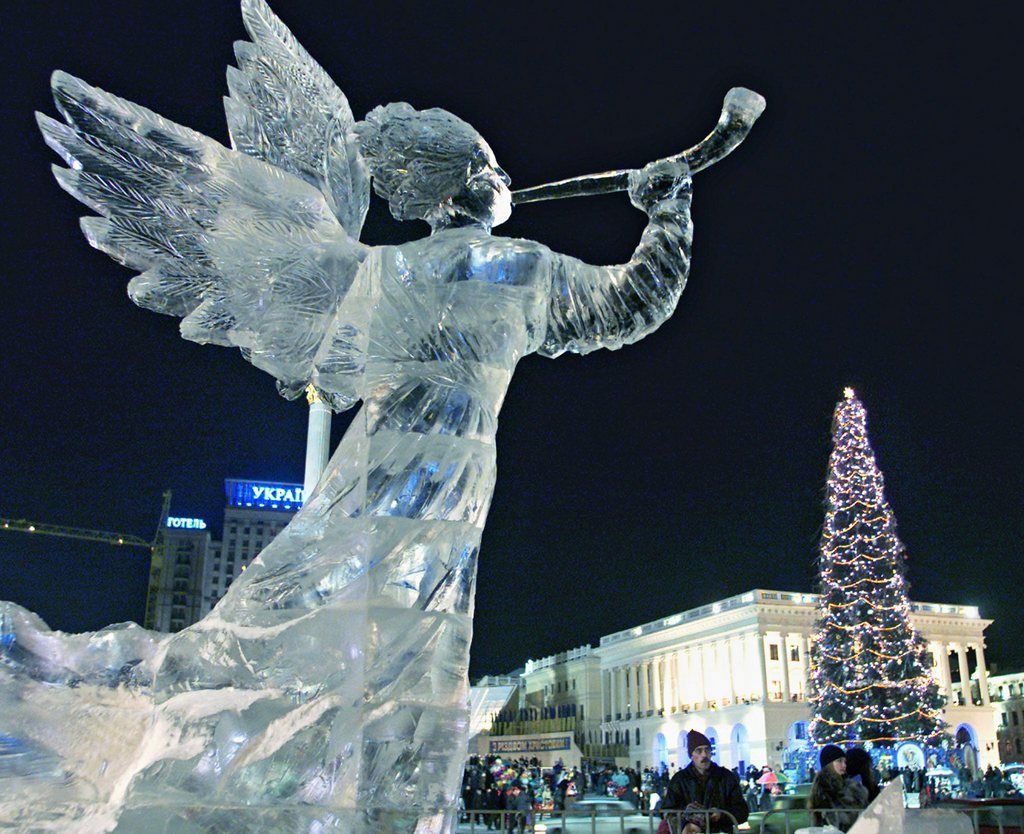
left=2, top=1, right=763, bottom=830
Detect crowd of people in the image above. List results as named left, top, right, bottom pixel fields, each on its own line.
left=462, top=735, right=1022, bottom=832
left=459, top=755, right=584, bottom=830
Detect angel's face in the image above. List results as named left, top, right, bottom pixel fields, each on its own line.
left=456, top=142, right=512, bottom=228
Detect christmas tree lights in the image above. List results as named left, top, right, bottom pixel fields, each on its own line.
left=809, top=388, right=945, bottom=746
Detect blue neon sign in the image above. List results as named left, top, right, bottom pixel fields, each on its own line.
left=225, top=479, right=305, bottom=511
left=166, top=517, right=207, bottom=529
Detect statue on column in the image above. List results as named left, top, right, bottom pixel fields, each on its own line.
left=2, top=0, right=764, bottom=830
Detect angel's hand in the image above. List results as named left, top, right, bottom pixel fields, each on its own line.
left=628, top=158, right=691, bottom=213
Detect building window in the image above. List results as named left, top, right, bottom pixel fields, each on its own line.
left=769, top=644, right=779, bottom=661
left=635, top=728, right=641, bottom=746
left=790, top=646, right=799, bottom=662
left=1013, top=712, right=1020, bottom=726
left=1018, top=739, right=1023, bottom=755
left=1002, top=713, right=1009, bottom=726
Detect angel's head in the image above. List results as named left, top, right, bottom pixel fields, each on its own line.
left=355, top=103, right=512, bottom=231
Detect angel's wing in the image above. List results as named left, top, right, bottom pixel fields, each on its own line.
left=38, top=72, right=371, bottom=412
left=224, top=0, right=369, bottom=238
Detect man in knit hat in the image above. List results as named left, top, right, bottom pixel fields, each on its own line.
left=662, top=730, right=748, bottom=833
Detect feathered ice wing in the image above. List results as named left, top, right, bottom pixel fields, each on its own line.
left=224, top=0, right=369, bottom=238
left=38, top=72, right=372, bottom=411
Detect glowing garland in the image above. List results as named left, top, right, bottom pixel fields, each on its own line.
left=816, top=707, right=942, bottom=726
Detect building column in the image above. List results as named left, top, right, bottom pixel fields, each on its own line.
left=639, top=661, right=650, bottom=715
left=758, top=632, right=770, bottom=702
left=663, top=651, right=671, bottom=713
left=742, top=633, right=756, bottom=700
left=974, top=642, right=991, bottom=706
left=939, top=643, right=954, bottom=702
left=780, top=634, right=792, bottom=702
left=793, top=633, right=807, bottom=699
left=603, top=669, right=611, bottom=720
left=695, top=644, right=707, bottom=707
left=956, top=644, right=972, bottom=705
left=671, top=651, right=679, bottom=713
left=652, top=656, right=663, bottom=713
left=610, top=668, right=619, bottom=719
left=725, top=638, right=737, bottom=703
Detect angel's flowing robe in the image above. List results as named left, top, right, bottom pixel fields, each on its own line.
left=0, top=188, right=691, bottom=833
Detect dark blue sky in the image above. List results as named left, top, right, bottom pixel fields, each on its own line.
left=1, top=2, right=1020, bottom=678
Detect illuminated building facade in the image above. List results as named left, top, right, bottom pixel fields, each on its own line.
left=513, top=588, right=998, bottom=771
left=198, top=479, right=304, bottom=615
left=989, top=671, right=1024, bottom=764
left=153, top=519, right=211, bottom=632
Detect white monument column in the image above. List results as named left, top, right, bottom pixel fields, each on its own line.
left=955, top=644, right=972, bottom=705
left=303, top=385, right=332, bottom=498
left=974, top=642, right=991, bottom=706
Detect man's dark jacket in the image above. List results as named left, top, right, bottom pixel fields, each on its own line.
left=662, top=762, right=749, bottom=832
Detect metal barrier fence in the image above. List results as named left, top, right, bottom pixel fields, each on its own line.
left=457, top=803, right=1024, bottom=833
left=758, top=803, right=1024, bottom=834
left=456, top=807, right=742, bottom=833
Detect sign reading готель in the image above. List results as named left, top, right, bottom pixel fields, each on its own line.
left=166, top=517, right=207, bottom=529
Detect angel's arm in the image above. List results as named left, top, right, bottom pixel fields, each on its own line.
left=538, top=159, right=692, bottom=357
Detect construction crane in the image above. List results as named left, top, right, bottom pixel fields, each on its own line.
left=0, top=490, right=172, bottom=629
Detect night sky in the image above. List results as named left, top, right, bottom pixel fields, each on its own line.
left=1, top=3, right=1020, bottom=680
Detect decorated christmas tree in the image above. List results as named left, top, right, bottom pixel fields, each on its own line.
left=809, top=388, right=945, bottom=746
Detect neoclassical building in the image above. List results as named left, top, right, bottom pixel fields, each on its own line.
left=987, top=670, right=1024, bottom=764
left=513, top=588, right=998, bottom=771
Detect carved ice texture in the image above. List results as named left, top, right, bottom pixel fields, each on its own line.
left=3, top=1, right=708, bottom=831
